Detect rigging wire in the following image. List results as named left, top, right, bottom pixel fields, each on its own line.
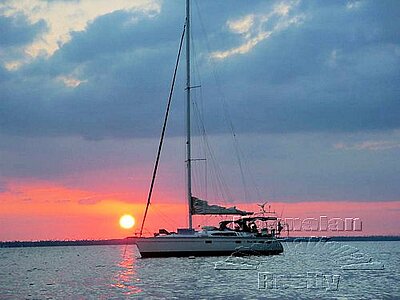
left=190, top=49, right=203, bottom=197
left=194, top=0, right=262, bottom=203
left=190, top=26, right=209, bottom=201
left=193, top=0, right=248, bottom=202
left=139, top=23, right=186, bottom=237
left=192, top=99, right=234, bottom=203
left=189, top=40, right=204, bottom=198
left=152, top=205, right=180, bottom=229
left=191, top=34, right=208, bottom=200
left=189, top=17, right=233, bottom=205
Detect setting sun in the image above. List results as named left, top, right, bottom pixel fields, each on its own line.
left=119, top=214, right=135, bottom=229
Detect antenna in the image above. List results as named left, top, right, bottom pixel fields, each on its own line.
left=257, top=201, right=268, bottom=213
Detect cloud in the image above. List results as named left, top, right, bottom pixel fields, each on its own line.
left=0, top=6, right=183, bottom=140
left=211, top=31, right=272, bottom=60
left=211, top=1, right=304, bottom=59
left=0, top=14, right=46, bottom=47
left=335, top=140, right=400, bottom=151
left=57, top=75, right=87, bottom=88
left=0, top=0, right=161, bottom=67
left=1, top=0, right=399, bottom=228
left=0, top=0, right=399, bottom=141
left=0, top=179, right=94, bottom=204
left=0, top=14, right=46, bottom=71
left=54, top=199, right=71, bottom=204
left=0, top=65, right=10, bottom=82
left=78, top=197, right=101, bottom=205
left=227, top=14, right=255, bottom=35
left=346, top=1, right=363, bottom=11
left=55, top=8, right=178, bottom=63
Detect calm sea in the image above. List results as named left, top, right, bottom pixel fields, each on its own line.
left=0, top=241, right=399, bottom=299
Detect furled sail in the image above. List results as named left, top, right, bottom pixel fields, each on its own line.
left=191, top=197, right=253, bottom=216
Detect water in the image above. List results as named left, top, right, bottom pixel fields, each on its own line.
left=0, top=241, right=399, bottom=299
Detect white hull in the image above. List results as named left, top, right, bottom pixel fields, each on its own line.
left=135, top=236, right=283, bottom=258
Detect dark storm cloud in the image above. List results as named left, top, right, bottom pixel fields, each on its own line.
left=0, top=6, right=184, bottom=139
left=0, top=0, right=399, bottom=139
left=199, top=0, right=400, bottom=134
left=0, top=65, right=10, bottom=82
left=0, top=14, right=46, bottom=47
left=58, top=9, right=181, bottom=63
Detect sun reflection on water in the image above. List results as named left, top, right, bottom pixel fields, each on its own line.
left=111, top=245, right=142, bottom=296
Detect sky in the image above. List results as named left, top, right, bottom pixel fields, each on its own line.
left=0, top=0, right=399, bottom=240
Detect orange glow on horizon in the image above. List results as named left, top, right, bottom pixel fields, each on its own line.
left=0, top=178, right=399, bottom=241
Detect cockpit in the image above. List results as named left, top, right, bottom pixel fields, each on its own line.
left=218, top=216, right=283, bottom=237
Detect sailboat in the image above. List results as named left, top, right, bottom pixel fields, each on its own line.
left=135, top=0, right=284, bottom=258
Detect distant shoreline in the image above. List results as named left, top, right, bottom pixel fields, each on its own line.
left=0, top=238, right=138, bottom=248
left=1, top=236, right=399, bottom=248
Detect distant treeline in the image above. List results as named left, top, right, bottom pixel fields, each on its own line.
left=0, top=236, right=399, bottom=248
left=0, top=237, right=137, bottom=248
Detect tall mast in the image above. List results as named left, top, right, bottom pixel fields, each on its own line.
left=185, top=0, right=193, bottom=229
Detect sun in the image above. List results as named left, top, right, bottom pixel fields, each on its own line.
left=119, top=214, right=135, bottom=229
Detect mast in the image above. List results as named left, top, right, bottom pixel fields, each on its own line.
left=185, top=0, right=193, bottom=229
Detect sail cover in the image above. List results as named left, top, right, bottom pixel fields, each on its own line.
left=191, top=197, right=253, bottom=216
